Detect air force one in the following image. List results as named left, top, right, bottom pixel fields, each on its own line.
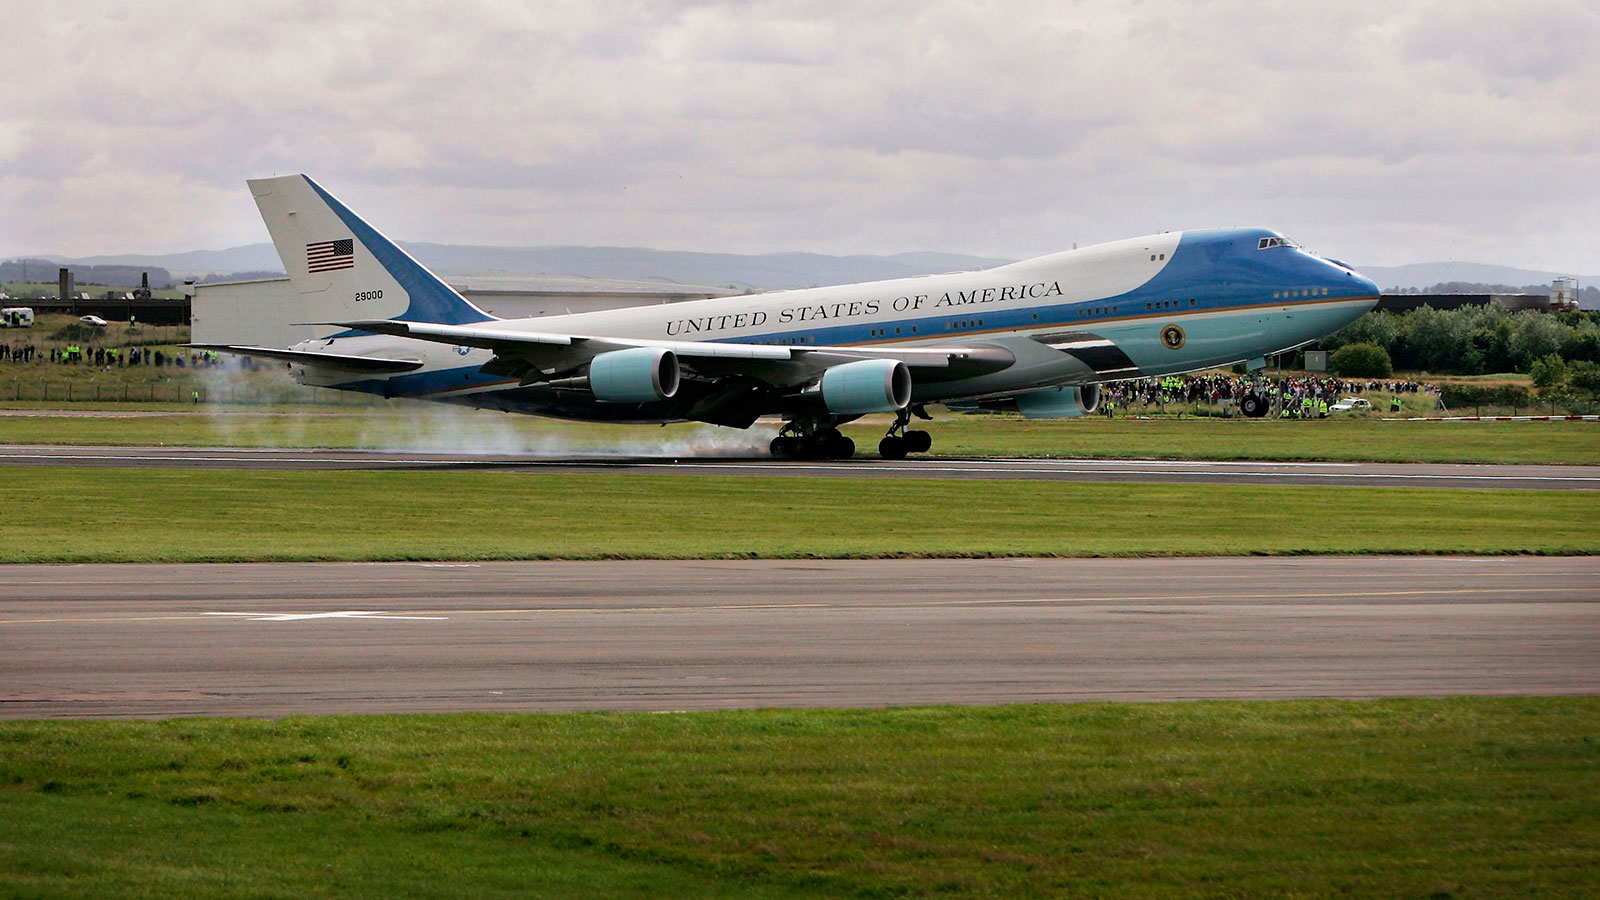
left=198, top=175, right=1381, bottom=459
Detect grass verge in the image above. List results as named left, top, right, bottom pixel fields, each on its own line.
left=1, top=407, right=1598, bottom=463
left=2, top=699, right=1596, bottom=899
left=1, top=468, right=1594, bottom=562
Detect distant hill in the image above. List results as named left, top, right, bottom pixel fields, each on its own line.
left=14, top=243, right=1013, bottom=291
left=0, top=258, right=175, bottom=289
left=1355, top=261, right=1597, bottom=293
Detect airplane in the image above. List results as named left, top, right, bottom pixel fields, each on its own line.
left=194, top=174, right=1381, bottom=459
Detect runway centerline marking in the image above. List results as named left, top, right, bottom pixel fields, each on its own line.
left=202, top=610, right=448, bottom=622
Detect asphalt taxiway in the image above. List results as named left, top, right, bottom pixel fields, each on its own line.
left=2, top=444, right=1597, bottom=489
left=2, top=556, right=1595, bottom=719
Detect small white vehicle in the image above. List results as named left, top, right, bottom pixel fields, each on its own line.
left=79, top=315, right=108, bottom=327
left=1330, top=397, right=1371, bottom=412
left=1, top=307, right=33, bottom=328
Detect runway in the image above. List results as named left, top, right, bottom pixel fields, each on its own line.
left=2, top=557, right=1595, bottom=719
left=3, top=444, right=1598, bottom=489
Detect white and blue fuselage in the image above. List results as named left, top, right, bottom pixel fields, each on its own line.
left=312, top=228, right=1377, bottom=417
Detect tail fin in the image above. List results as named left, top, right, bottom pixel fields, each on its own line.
left=247, top=174, right=495, bottom=335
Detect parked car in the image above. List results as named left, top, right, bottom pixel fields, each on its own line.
left=79, top=315, right=108, bottom=327
left=1330, top=397, right=1371, bottom=412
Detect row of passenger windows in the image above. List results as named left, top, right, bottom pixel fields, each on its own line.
left=868, top=326, right=919, bottom=337
left=1146, top=299, right=1197, bottom=311
left=1275, top=288, right=1330, bottom=299
left=1149, top=253, right=1167, bottom=261
left=1078, top=305, right=1120, bottom=317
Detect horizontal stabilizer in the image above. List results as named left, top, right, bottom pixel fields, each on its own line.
left=186, top=344, right=425, bottom=373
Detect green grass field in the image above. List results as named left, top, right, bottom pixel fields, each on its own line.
left=1, top=405, right=1597, bottom=463
left=1, top=468, right=1594, bottom=562
left=2, top=699, right=1595, bottom=899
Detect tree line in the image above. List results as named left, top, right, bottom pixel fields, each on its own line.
left=1318, top=305, right=1600, bottom=375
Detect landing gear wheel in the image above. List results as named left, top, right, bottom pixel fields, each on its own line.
left=770, top=436, right=801, bottom=459
left=810, top=427, right=854, bottom=459
left=1240, top=393, right=1267, bottom=418
left=878, top=435, right=908, bottom=460
left=903, top=430, right=932, bottom=453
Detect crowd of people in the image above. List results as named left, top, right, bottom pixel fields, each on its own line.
left=0, top=343, right=246, bottom=370
left=1098, top=374, right=1435, bottom=417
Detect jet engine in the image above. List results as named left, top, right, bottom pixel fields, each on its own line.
left=810, top=358, right=912, bottom=415
left=587, top=347, right=680, bottom=402
left=1014, top=383, right=1101, bottom=418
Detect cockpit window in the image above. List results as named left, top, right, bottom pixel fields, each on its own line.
left=1257, top=236, right=1301, bottom=250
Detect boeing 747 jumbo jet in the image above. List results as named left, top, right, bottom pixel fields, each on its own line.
left=199, top=175, right=1381, bottom=458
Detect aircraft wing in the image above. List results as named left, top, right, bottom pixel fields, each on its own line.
left=187, top=343, right=425, bottom=373
left=332, top=319, right=1015, bottom=385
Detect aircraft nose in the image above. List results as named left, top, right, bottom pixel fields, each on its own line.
left=1350, top=269, right=1380, bottom=297
left=1317, top=256, right=1380, bottom=297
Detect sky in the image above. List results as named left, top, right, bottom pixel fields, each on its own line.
left=4, top=0, right=1599, bottom=273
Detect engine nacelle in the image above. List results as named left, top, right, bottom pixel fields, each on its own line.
left=588, top=347, right=680, bottom=402
left=1014, top=383, right=1101, bottom=419
left=815, top=358, right=912, bottom=415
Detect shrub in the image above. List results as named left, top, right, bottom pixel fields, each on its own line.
left=1329, top=342, right=1393, bottom=378
left=1529, top=354, right=1568, bottom=390
left=1440, top=384, right=1531, bottom=410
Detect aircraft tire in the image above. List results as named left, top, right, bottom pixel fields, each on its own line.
left=878, top=435, right=908, bottom=460
left=904, top=430, right=932, bottom=453
left=770, top=436, right=800, bottom=459
left=826, top=435, right=856, bottom=459
left=1240, top=393, right=1268, bottom=418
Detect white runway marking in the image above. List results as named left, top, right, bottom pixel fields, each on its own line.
left=203, top=610, right=447, bottom=622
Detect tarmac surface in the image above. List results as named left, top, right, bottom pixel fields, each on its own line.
left=3, top=556, right=1595, bottom=719
left=3, top=444, right=1598, bottom=489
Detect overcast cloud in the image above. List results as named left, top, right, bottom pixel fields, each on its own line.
left=4, top=0, right=1598, bottom=273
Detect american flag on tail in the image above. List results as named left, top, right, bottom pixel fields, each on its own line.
left=306, top=238, right=355, bottom=272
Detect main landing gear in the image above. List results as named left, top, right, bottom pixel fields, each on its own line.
left=770, top=420, right=855, bottom=460
left=877, top=408, right=932, bottom=460
left=1239, top=392, right=1270, bottom=418
left=770, top=408, right=935, bottom=461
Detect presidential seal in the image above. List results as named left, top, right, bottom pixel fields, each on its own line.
left=1160, top=324, right=1186, bottom=350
